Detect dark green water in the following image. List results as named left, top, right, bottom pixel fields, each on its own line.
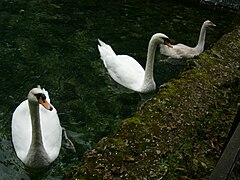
left=0, top=0, right=237, bottom=179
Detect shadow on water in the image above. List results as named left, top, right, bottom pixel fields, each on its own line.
left=0, top=0, right=238, bottom=179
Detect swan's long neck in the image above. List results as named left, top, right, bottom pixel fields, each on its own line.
left=195, top=23, right=207, bottom=53
left=29, top=102, right=43, bottom=147
left=25, top=101, right=49, bottom=167
left=142, top=37, right=158, bottom=90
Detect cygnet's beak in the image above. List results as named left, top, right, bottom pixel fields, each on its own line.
left=209, top=23, right=216, bottom=31
left=212, top=23, right=216, bottom=27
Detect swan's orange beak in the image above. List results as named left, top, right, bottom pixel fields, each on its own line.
left=164, top=38, right=173, bottom=48
left=39, top=97, right=53, bottom=111
left=166, top=42, right=173, bottom=48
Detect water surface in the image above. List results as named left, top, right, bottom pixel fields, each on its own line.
left=0, top=0, right=237, bottom=179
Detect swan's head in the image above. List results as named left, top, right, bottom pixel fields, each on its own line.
left=204, top=20, right=216, bottom=27
left=151, top=33, right=173, bottom=48
left=28, top=87, right=53, bottom=111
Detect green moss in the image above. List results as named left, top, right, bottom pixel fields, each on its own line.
left=200, top=51, right=216, bottom=64
left=123, top=117, right=143, bottom=125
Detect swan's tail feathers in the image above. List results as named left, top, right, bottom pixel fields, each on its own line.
left=97, top=39, right=116, bottom=59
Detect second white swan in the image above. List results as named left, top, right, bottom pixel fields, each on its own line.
left=98, top=33, right=172, bottom=93
left=160, top=20, right=216, bottom=59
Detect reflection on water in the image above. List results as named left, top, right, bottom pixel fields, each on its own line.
left=0, top=0, right=237, bottom=179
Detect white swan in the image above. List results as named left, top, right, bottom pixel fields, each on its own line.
left=98, top=33, right=173, bottom=93
left=11, top=86, right=62, bottom=168
left=160, top=20, right=216, bottom=59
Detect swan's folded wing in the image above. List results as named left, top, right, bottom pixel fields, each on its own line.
left=42, top=88, right=50, bottom=103
left=105, top=55, right=145, bottom=91
left=160, top=43, right=195, bottom=59
left=173, top=44, right=198, bottom=58
left=40, top=105, right=62, bottom=162
left=11, top=100, right=32, bottom=162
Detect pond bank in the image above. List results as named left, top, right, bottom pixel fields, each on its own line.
left=68, top=23, right=240, bottom=179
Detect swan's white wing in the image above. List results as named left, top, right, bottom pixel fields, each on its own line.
left=173, top=44, right=198, bottom=58
left=12, top=100, right=32, bottom=162
left=160, top=44, right=183, bottom=59
left=104, top=54, right=145, bottom=91
left=42, top=88, right=50, bottom=103
left=98, top=39, right=147, bottom=92
left=40, top=105, right=62, bottom=162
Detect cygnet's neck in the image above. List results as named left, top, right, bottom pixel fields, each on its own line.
left=195, top=23, right=207, bottom=53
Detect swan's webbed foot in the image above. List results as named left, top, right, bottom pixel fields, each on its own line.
left=62, top=127, right=76, bottom=153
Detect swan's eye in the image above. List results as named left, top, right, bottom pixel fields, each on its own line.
left=34, top=93, right=46, bottom=102
left=163, top=38, right=171, bottom=45
left=41, top=96, right=46, bottom=103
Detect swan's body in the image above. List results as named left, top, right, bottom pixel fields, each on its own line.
left=12, top=87, right=62, bottom=168
left=160, top=20, right=216, bottom=59
left=98, top=33, right=172, bottom=93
